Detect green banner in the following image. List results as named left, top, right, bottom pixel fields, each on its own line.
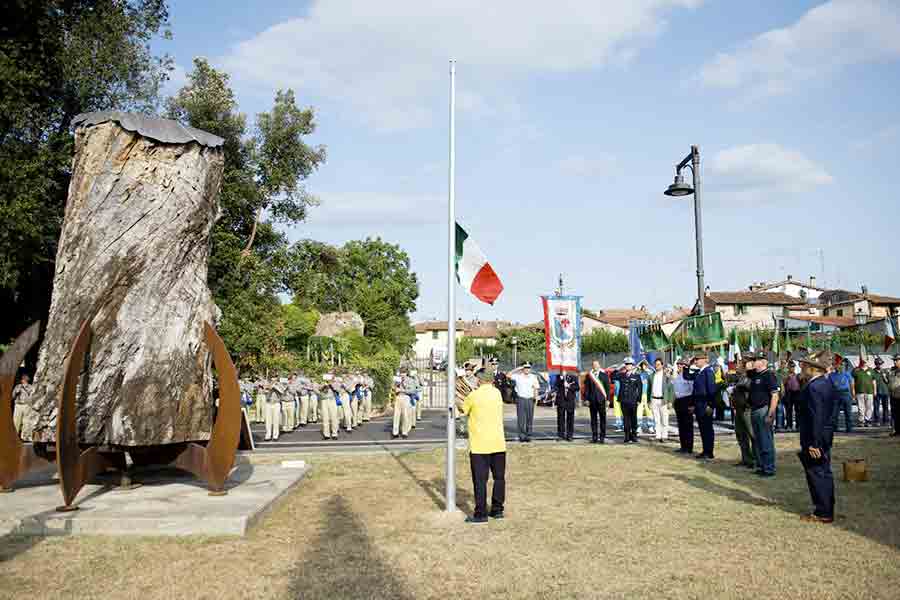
left=680, top=312, right=727, bottom=349
left=639, top=323, right=670, bottom=351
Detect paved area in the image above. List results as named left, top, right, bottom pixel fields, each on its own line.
left=0, top=462, right=309, bottom=537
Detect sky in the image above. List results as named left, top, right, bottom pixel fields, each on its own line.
left=153, top=0, right=900, bottom=324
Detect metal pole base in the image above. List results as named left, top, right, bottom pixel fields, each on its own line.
left=207, top=490, right=227, bottom=497
left=55, top=504, right=79, bottom=513
left=0, top=486, right=13, bottom=493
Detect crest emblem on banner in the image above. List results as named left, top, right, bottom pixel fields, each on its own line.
left=541, top=295, right=583, bottom=371
left=552, top=305, right=576, bottom=348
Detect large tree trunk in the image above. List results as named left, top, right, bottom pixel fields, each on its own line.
left=22, top=112, right=225, bottom=447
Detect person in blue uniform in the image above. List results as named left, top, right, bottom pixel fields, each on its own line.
left=611, top=357, right=643, bottom=443
left=684, top=353, right=717, bottom=459
left=554, top=371, right=580, bottom=441
left=797, top=354, right=836, bottom=524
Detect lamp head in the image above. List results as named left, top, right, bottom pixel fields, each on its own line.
left=664, top=172, right=694, bottom=197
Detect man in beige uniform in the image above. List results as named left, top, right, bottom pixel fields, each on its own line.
left=320, top=374, right=340, bottom=440
left=358, top=375, right=373, bottom=422
left=263, top=381, right=281, bottom=441
left=392, top=370, right=412, bottom=439
left=12, top=374, right=34, bottom=436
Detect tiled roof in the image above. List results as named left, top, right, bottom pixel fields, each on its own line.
left=705, top=291, right=797, bottom=308
left=866, top=293, right=900, bottom=305
left=786, top=315, right=856, bottom=328
left=413, top=320, right=467, bottom=333
left=584, top=308, right=652, bottom=328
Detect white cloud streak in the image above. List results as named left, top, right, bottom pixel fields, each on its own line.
left=706, top=143, right=833, bottom=200
left=699, top=0, right=900, bottom=100
left=222, top=1, right=702, bottom=132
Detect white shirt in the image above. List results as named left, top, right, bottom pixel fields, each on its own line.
left=652, top=371, right=664, bottom=398
left=511, top=372, right=538, bottom=399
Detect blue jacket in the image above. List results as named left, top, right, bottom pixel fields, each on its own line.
left=685, top=366, right=716, bottom=401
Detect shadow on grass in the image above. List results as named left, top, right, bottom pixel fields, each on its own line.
left=286, top=494, right=414, bottom=600
left=647, top=432, right=900, bottom=549
left=387, top=450, right=474, bottom=515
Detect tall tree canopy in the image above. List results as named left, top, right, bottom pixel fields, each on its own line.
left=0, top=0, right=173, bottom=345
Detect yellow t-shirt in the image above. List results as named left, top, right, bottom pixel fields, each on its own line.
left=462, top=383, right=507, bottom=454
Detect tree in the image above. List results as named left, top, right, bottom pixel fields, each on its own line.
left=0, top=0, right=173, bottom=347
left=166, top=58, right=326, bottom=369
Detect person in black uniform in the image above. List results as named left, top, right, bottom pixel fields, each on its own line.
left=684, top=353, right=718, bottom=459
left=797, top=354, right=836, bottom=523
left=554, top=371, right=579, bottom=441
left=584, top=359, right=611, bottom=443
left=612, top=357, right=643, bottom=443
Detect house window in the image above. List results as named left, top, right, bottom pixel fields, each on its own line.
left=735, top=304, right=747, bottom=315
left=432, top=330, right=439, bottom=340
left=836, top=309, right=844, bottom=317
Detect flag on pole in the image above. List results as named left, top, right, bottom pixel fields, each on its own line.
left=883, top=316, right=897, bottom=352
left=859, top=344, right=869, bottom=367
left=727, top=327, right=742, bottom=363
left=749, top=327, right=759, bottom=354
left=784, top=330, right=793, bottom=353
left=541, top=295, right=582, bottom=371
left=455, top=223, right=503, bottom=305
left=773, top=327, right=780, bottom=356
left=806, top=326, right=813, bottom=351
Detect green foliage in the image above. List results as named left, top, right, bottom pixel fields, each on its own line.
left=0, top=0, right=173, bottom=345
left=582, top=329, right=630, bottom=353
left=347, top=341, right=401, bottom=408
left=281, top=305, right=319, bottom=353
left=495, top=327, right=546, bottom=353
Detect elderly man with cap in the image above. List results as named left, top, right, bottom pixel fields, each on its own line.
left=458, top=366, right=507, bottom=523
left=828, top=359, right=854, bottom=433
left=888, top=354, right=900, bottom=436
left=612, top=357, right=643, bottom=443
left=797, top=353, right=837, bottom=523
left=728, top=359, right=757, bottom=469
left=684, top=353, right=717, bottom=459
left=747, top=353, right=780, bottom=476
left=671, top=359, right=695, bottom=454
left=509, top=362, right=539, bottom=442
left=852, top=357, right=877, bottom=427
left=873, top=357, right=890, bottom=426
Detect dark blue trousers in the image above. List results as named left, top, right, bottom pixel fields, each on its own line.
left=694, top=398, right=715, bottom=457
left=674, top=396, right=694, bottom=452
left=832, top=391, right=853, bottom=433
left=798, top=449, right=835, bottom=519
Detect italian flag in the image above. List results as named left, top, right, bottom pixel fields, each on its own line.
left=455, top=223, right=503, bottom=305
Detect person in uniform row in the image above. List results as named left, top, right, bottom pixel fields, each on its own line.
left=404, top=369, right=422, bottom=428
left=612, top=357, right=643, bottom=444
left=554, top=370, right=579, bottom=441
left=797, top=354, right=837, bottom=524
left=280, top=376, right=295, bottom=432
left=262, top=381, right=281, bottom=441
left=392, top=369, right=413, bottom=439
left=747, top=353, right=779, bottom=476
left=728, top=360, right=757, bottom=469
left=888, top=354, right=900, bottom=436
left=584, top=360, right=610, bottom=444
left=649, top=358, right=673, bottom=443
left=672, top=360, right=695, bottom=454
left=12, top=373, right=34, bottom=437
left=509, top=362, right=539, bottom=443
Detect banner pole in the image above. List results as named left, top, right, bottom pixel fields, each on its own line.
left=445, top=59, right=457, bottom=513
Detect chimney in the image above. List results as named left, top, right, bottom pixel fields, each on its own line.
left=787, top=274, right=793, bottom=282
left=862, top=284, right=869, bottom=296
left=809, top=275, right=816, bottom=287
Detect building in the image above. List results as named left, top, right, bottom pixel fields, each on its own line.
left=412, top=319, right=512, bottom=357
left=696, top=291, right=798, bottom=330
left=582, top=307, right=652, bottom=334
left=819, top=287, right=900, bottom=320
left=748, top=275, right=827, bottom=303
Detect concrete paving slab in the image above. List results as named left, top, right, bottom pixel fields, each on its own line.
left=0, top=462, right=309, bottom=537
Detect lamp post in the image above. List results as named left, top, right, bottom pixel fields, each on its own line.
left=664, top=145, right=705, bottom=315
left=511, top=336, right=518, bottom=369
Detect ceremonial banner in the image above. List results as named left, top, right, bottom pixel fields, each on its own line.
left=542, top=295, right=582, bottom=371
left=680, top=312, right=727, bottom=349
left=639, top=323, right=670, bottom=352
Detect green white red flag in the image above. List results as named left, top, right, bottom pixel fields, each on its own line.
left=455, top=223, right=503, bottom=305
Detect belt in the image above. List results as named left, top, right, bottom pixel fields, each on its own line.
left=652, top=395, right=664, bottom=400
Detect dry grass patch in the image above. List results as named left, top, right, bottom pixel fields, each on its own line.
left=1, top=435, right=899, bottom=600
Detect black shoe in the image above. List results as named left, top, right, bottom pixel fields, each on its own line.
left=465, top=516, right=489, bottom=524
left=391, top=434, right=399, bottom=439
left=488, top=510, right=504, bottom=519
left=566, top=436, right=573, bottom=442
left=597, top=438, right=605, bottom=444
left=525, top=437, right=532, bottom=443
left=590, top=438, right=598, bottom=444
left=401, top=434, right=408, bottom=439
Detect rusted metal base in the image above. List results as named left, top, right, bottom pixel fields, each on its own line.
left=55, top=505, right=80, bottom=513
left=0, top=322, right=55, bottom=492
left=53, top=319, right=242, bottom=508
left=208, top=490, right=228, bottom=497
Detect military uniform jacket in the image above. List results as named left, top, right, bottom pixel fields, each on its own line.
left=798, top=376, right=836, bottom=451
left=554, top=373, right=580, bottom=406
left=612, top=371, right=643, bottom=406
left=889, top=367, right=900, bottom=399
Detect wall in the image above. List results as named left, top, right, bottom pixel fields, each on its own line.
left=716, top=304, right=785, bottom=330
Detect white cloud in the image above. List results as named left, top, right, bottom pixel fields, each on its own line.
left=303, top=191, right=445, bottom=226
left=706, top=143, right=833, bottom=200
left=222, top=1, right=702, bottom=132
left=556, top=154, right=618, bottom=177
left=699, top=0, right=900, bottom=100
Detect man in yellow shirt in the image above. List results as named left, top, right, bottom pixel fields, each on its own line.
left=460, top=367, right=507, bottom=524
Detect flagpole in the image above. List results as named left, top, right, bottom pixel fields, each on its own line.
left=445, top=59, right=457, bottom=513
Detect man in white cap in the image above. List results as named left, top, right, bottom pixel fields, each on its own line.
left=612, top=357, right=643, bottom=443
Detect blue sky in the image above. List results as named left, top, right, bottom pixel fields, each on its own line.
left=154, top=0, right=900, bottom=323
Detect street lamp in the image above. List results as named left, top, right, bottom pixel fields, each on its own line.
left=664, top=145, right=705, bottom=315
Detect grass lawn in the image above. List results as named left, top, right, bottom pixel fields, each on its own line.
left=1, top=434, right=899, bottom=600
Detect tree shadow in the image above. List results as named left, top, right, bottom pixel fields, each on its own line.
left=386, top=449, right=474, bottom=515
left=286, top=494, right=415, bottom=600
left=647, top=433, right=900, bottom=549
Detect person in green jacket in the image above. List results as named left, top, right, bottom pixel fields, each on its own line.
left=728, top=359, right=757, bottom=469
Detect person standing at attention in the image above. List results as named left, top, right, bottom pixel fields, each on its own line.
left=853, top=358, right=876, bottom=427
left=458, top=367, right=507, bottom=524
left=510, top=362, right=539, bottom=443
left=584, top=359, right=610, bottom=444
left=649, top=358, right=672, bottom=443
left=554, top=371, right=579, bottom=441
left=797, top=354, right=836, bottom=524
left=672, top=360, right=695, bottom=454
left=748, top=354, right=780, bottom=477
left=684, top=354, right=717, bottom=460
left=828, top=360, right=854, bottom=433
left=612, top=357, right=643, bottom=444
